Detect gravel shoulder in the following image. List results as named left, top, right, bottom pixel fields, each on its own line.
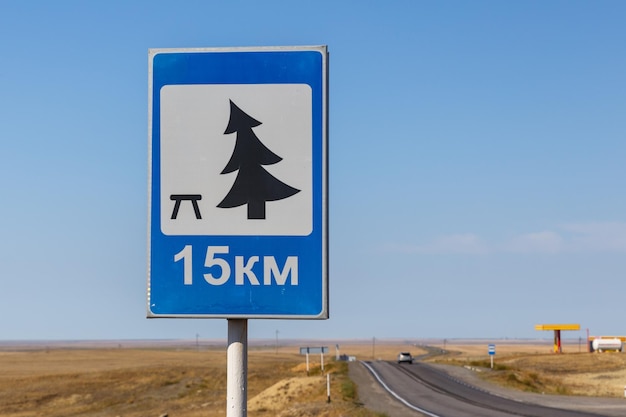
left=350, top=360, right=626, bottom=417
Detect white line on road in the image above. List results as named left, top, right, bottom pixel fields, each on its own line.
left=360, top=361, right=442, bottom=417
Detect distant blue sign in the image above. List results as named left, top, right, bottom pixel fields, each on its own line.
left=147, top=46, right=328, bottom=319
left=488, top=344, right=496, bottom=355
left=300, top=346, right=329, bottom=355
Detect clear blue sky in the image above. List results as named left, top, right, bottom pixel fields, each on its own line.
left=1, top=1, right=624, bottom=341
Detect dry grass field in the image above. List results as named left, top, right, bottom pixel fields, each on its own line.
left=0, top=341, right=416, bottom=417
left=2, top=339, right=625, bottom=417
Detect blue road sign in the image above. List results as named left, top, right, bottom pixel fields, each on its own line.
left=147, top=46, right=328, bottom=318
left=488, top=344, right=496, bottom=355
left=299, top=347, right=329, bottom=355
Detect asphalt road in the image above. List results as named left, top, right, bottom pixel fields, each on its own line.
left=355, top=360, right=626, bottom=417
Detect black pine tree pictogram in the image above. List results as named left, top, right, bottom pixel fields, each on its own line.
left=217, top=100, right=300, bottom=219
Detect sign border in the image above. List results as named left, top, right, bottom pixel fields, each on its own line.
left=147, top=46, right=328, bottom=319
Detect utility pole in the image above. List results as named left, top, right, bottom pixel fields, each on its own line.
left=372, top=337, right=376, bottom=360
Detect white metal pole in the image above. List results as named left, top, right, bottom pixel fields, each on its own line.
left=326, top=373, right=331, bottom=403
left=306, top=352, right=310, bottom=375
left=227, top=319, right=248, bottom=417
left=490, top=355, right=494, bottom=369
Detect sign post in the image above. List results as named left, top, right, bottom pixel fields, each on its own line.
left=148, top=46, right=328, bottom=417
left=488, top=344, right=496, bottom=369
left=299, top=346, right=329, bottom=375
left=227, top=319, right=247, bottom=416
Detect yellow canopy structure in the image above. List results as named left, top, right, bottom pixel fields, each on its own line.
left=535, top=324, right=581, bottom=353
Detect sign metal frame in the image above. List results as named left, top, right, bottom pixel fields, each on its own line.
left=147, top=46, right=328, bottom=319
